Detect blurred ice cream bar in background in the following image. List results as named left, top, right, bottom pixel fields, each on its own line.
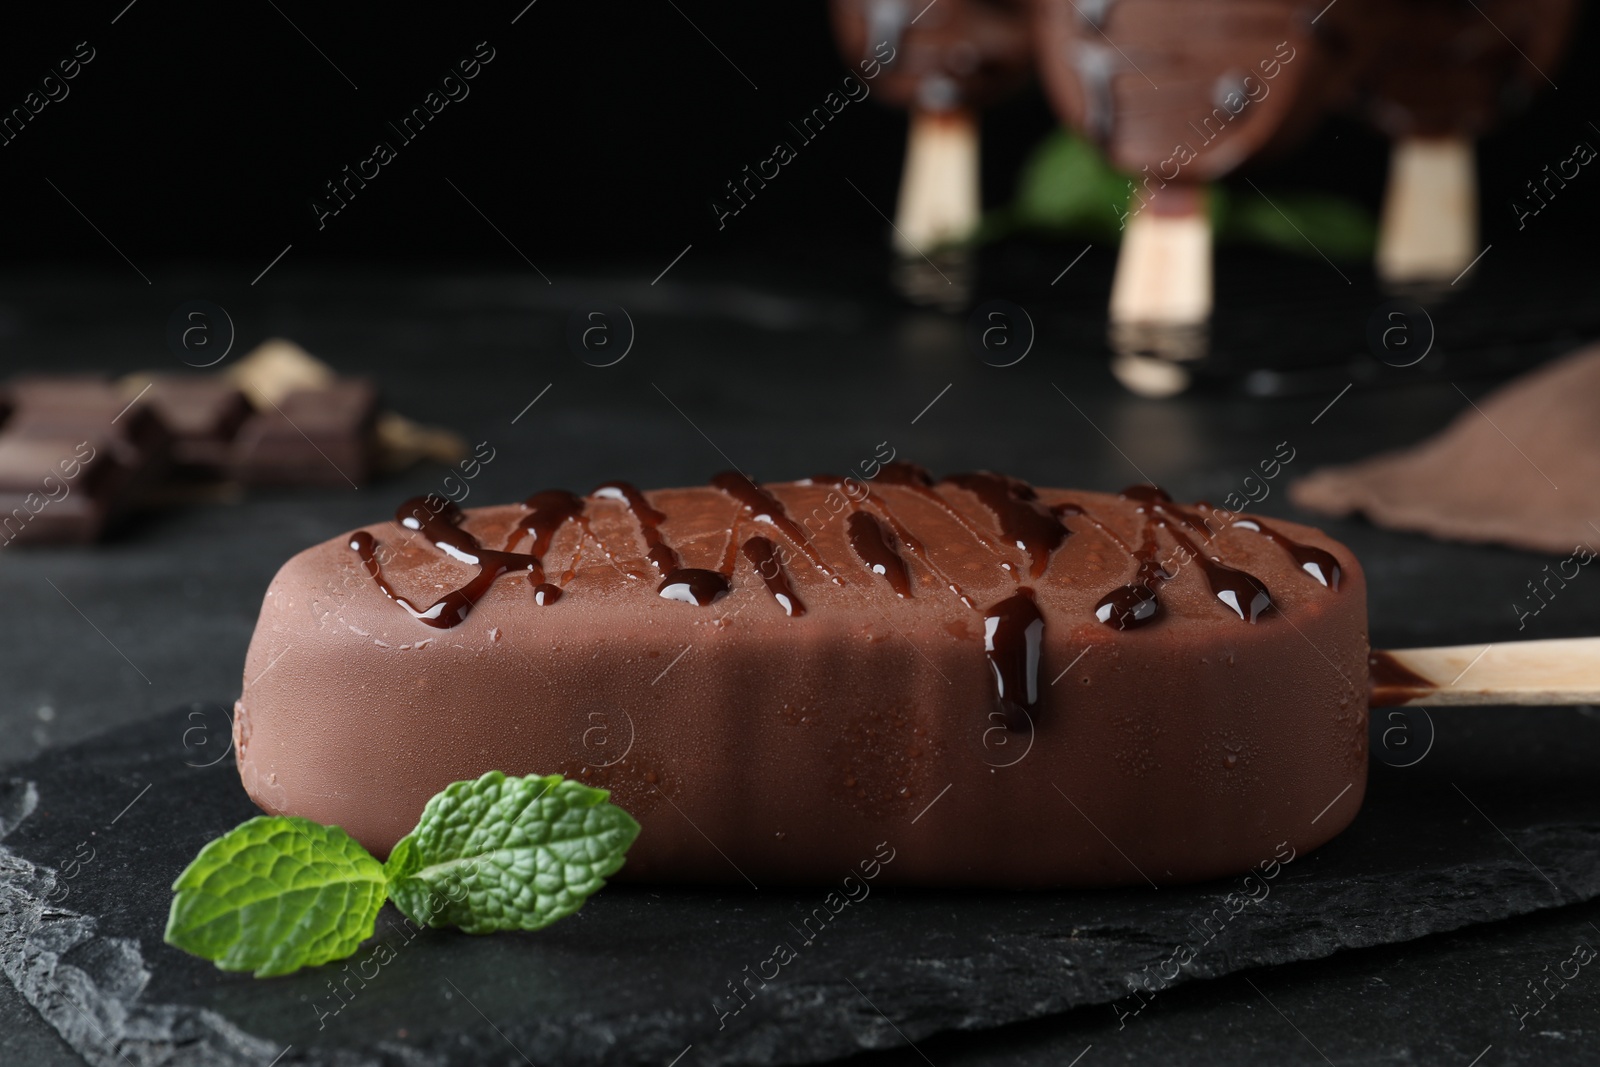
left=1033, top=0, right=1335, bottom=393
left=829, top=0, right=1033, bottom=307
left=1328, top=0, right=1578, bottom=288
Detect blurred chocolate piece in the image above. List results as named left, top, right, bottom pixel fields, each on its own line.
left=231, top=379, right=379, bottom=487
left=374, top=410, right=468, bottom=473
left=0, top=437, right=123, bottom=546
left=226, top=338, right=336, bottom=410
left=127, top=374, right=252, bottom=474
left=7, top=375, right=121, bottom=409
left=2, top=376, right=172, bottom=476
left=1291, top=344, right=1600, bottom=555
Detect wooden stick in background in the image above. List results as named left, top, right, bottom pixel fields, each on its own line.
left=895, top=107, right=980, bottom=257
left=1371, top=637, right=1600, bottom=707
left=1107, top=183, right=1211, bottom=397
left=1376, top=135, right=1478, bottom=288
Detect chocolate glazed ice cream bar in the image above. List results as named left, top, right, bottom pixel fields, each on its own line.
left=1327, top=0, right=1579, bottom=287
left=829, top=0, right=1033, bottom=306
left=235, top=463, right=1385, bottom=887
left=1033, top=0, right=1337, bottom=393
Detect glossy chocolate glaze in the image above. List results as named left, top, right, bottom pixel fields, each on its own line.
left=1368, top=650, right=1438, bottom=708
left=847, top=510, right=913, bottom=597
left=743, top=536, right=805, bottom=617
left=348, top=471, right=1348, bottom=739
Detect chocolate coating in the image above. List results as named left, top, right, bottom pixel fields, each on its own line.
left=1033, top=0, right=1326, bottom=179
left=235, top=472, right=1369, bottom=887
left=1328, top=0, right=1578, bottom=138
left=829, top=0, right=1033, bottom=112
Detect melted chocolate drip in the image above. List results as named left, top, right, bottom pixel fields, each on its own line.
left=874, top=463, right=1004, bottom=554
left=813, top=469, right=976, bottom=606
left=1369, top=650, right=1437, bottom=708
left=846, top=511, right=913, bottom=597
left=352, top=473, right=1333, bottom=739
left=356, top=495, right=566, bottom=628
left=1118, top=486, right=1274, bottom=624
left=711, top=471, right=842, bottom=584
left=1056, top=500, right=1171, bottom=631
left=1228, top=517, right=1344, bottom=591
left=1120, top=484, right=1172, bottom=507
left=983, top=588, right=1045, bottom=732
left=657, top=568, right=731, bottom=606
left=1163, top=522, right=1274, bottom=623
left=742, top=536, right=805, bottom=617
left=594, top=480, right=680, bottom=574
left=1094, top=529, right=1171, bottom=630
left=942, top=471, right=1070, bottom=578
left=514, top=490, right=586, bottom=556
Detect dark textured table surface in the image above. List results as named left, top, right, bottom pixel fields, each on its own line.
left=3, top=253, right=1600, bottom=1065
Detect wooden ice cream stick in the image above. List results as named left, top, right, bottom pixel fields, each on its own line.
left=894, top=107, right=981, bottom=257
left=1375, top=135, right=1479, bottom=287
left=1109, top=187, right=1212, bottom=328
left=1107, top=183, right=1211, bottom=396
left=1371, top=637, right=1600, bottom=707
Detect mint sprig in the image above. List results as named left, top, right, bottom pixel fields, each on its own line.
left=385, top=772, right=641, bottom=935
left=164, top=773, right=639, bottom=977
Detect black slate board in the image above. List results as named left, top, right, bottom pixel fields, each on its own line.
left=3, top=701, right=1599, bottom=1067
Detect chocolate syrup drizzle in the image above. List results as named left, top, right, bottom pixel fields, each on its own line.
left=846, top=511, right=912, bottom=598
left=349, top=492, right=585, bottom=628
left=811, top=466, right=977, bottom=609
left=711, top=470, right=841, bottom=585
left=1095, top=486, right=1274, bottom=624
left=1224, top=514, right=1343, bottom=591
left=348, top=470, right=1344, bottom=735
left=1096, top=531, right=1171, bottom=629
left=1368, top=650, right=1436, bottom=708
left=592, top=481, right=677, bottom=572
left=941, top=471, right=1070, bottom=579
left=742, top=536, right=804, bottom=617
left=984, top=587, right=1045, bottom=731
left=595, top=478, right=732, bottom=606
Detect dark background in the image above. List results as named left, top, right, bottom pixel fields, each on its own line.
left=0, top=0, right=1595, bottom=274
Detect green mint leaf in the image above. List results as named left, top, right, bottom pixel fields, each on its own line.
left=1214, top=187, right=1375, bottom=261
left=384, top=771, right=640, bottom=935
left=164, top=816, right=386, bottom=978
left=1003, top=129, right=1130, bottom=243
